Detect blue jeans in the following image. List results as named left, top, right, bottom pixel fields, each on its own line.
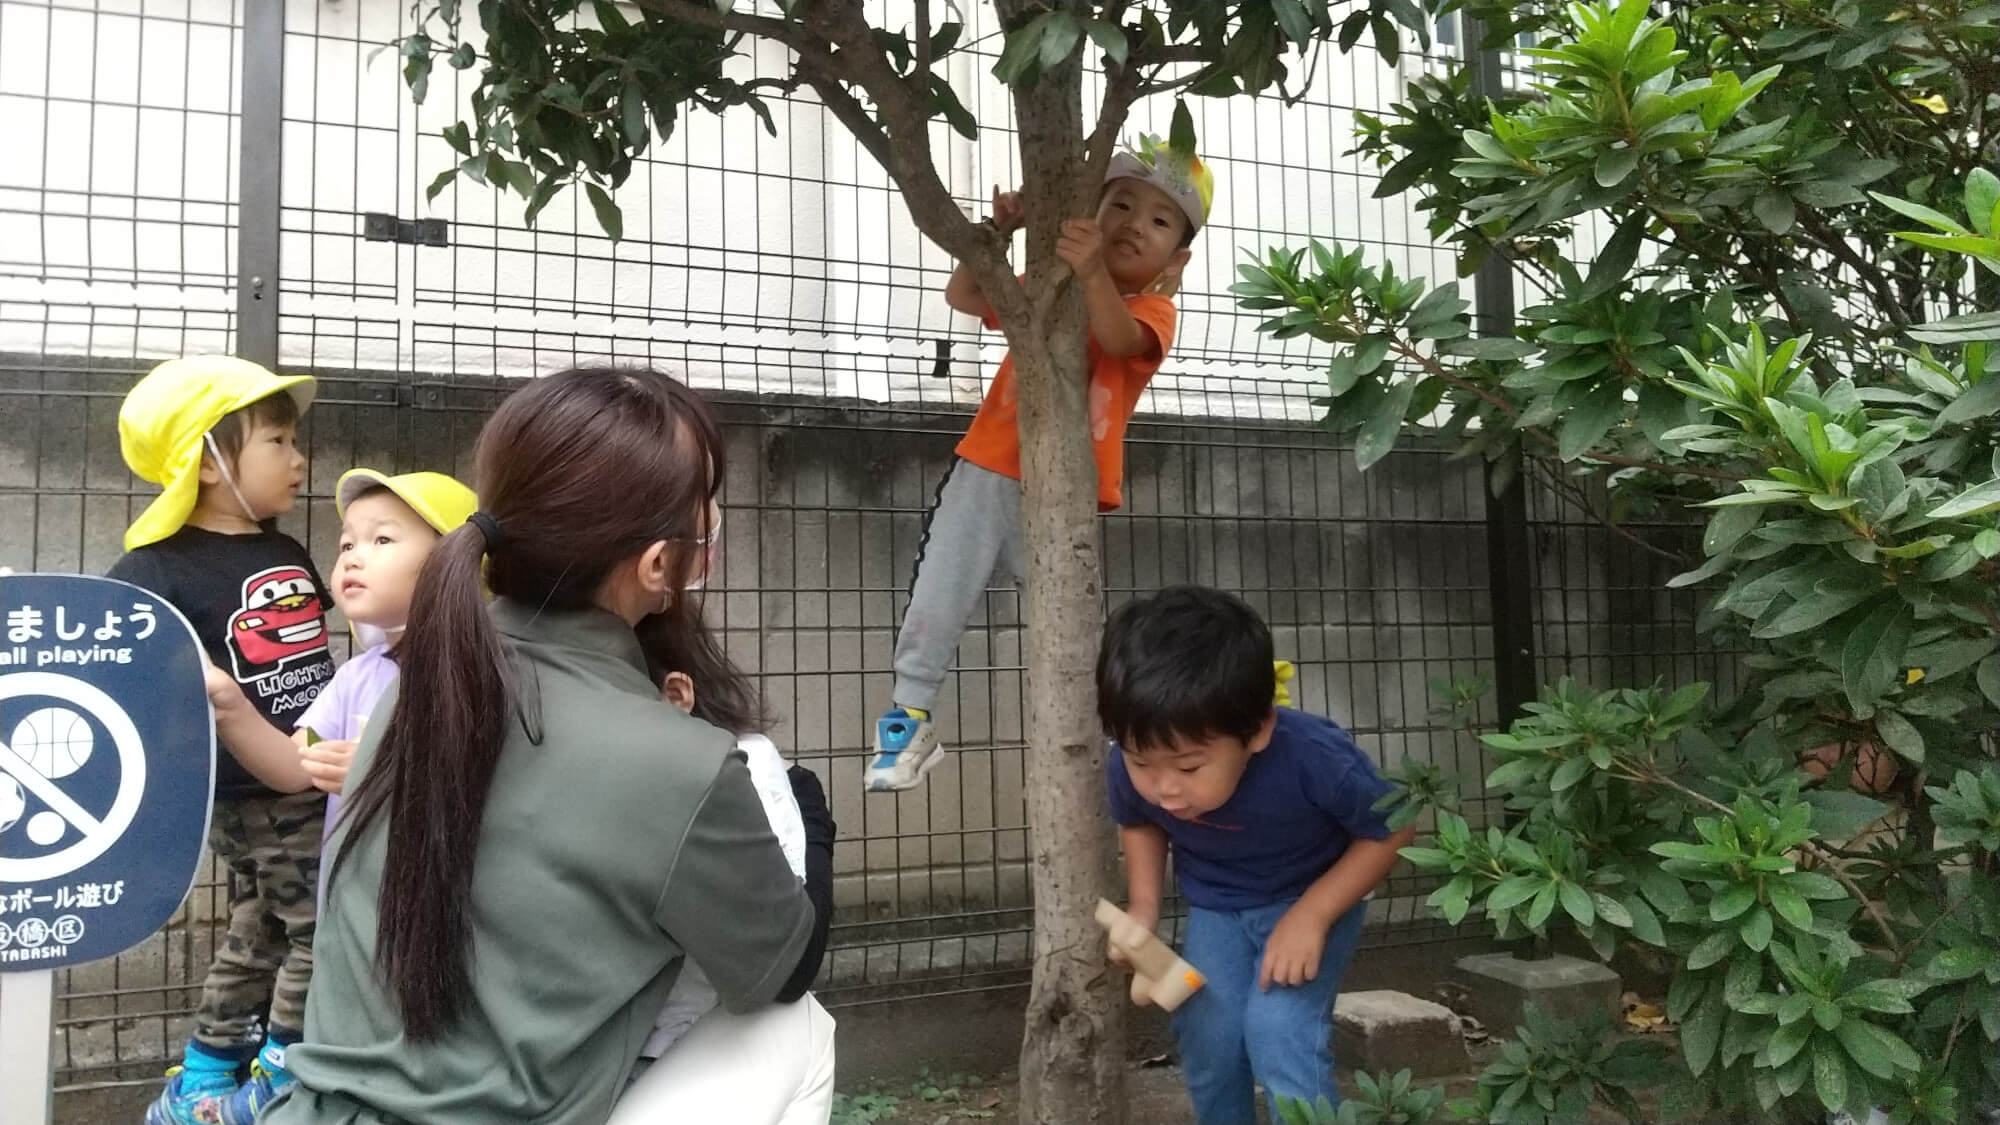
left=1170, top=899, right=1367, bottom=1125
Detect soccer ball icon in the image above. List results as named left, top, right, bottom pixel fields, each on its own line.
left=0, top=776, right=22, bottom=833
left=11, top=707, right=94, bottom=779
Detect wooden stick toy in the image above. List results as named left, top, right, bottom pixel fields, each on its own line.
left=1095, top=899, right=1206, bottom=1011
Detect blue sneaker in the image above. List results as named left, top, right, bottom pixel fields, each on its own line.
left=220, top=1042, right=296, bottom=1125
left=143, top=1064, right=236, bottom=1125
left=863, top=708, right=944, bottom=791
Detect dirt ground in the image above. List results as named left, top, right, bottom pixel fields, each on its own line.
left=55, top=1060, right=1456, bottom=1125
left=58, top=1049, right=1657, bottom=1125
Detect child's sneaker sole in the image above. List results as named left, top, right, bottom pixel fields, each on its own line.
left=144, top=1067, right=235, bottom=1125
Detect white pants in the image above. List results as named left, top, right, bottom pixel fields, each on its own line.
left=608, top=995, right=837, bottom=1125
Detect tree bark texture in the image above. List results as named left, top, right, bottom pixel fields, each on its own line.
left=1006, top=23, right=1128, bottom=1125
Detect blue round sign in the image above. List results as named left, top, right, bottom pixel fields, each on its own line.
left=0, top=574, right=213, bottom=971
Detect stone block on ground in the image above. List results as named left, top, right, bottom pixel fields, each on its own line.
left=1448, top=953, right=1620, bottom=1037
left=1332, top=990, right=1465, bottom=1078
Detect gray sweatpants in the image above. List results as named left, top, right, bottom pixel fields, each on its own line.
left=892, top=459, right=1025, bottom=712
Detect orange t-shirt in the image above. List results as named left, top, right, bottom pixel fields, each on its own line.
left=955, top=294, right=1177, bottom=511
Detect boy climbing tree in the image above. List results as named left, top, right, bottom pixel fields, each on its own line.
left=865, top=121, right=1210, bottom=793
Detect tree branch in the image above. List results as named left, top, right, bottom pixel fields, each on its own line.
left=627, top=0, right=808, bottom=51
left=1135, top=64, right=1226, bottom=100
left=1530, top=460, right=1692, bottom=566
left=643, top=0, right=983, bottom=268
left=1865, top=65, right=1969, bottom=166
left=1793, top=209, right=1913, bottom=330
left=796, top=1, right=984, bottom=263
left=1131, top=42, right=1212, bottom=67
left=911, top=0, right=932, bottom=97
left=1081, top=57, right=1143, bottom=197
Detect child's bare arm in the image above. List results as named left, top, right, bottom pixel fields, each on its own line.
left=1119, top=823, right=1170, bottom=929
left=1056, top=221, right=1156, bottom=359
left=205, top=662, right=315, bottom=792
left=945, top=187, right=1025, bottom=321
left=944, top=263, right=996, bottom=320
left=1260, top=824, right=1417, bottom=990
left=1078, top=265, right=1152, bottom=358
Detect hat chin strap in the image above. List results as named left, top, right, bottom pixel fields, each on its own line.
left=203, top=432, right=261, bottom=525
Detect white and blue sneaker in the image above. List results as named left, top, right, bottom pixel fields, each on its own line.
left=864, top=708, right=944, bottom=791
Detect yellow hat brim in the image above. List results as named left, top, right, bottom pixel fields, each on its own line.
left=336, top=468, right=477, bottom=537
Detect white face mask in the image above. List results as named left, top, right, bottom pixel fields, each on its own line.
left=682, top=513, right=722, bottom=592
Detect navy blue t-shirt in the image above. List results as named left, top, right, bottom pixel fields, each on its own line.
left=1106, top=708, right=1398, bottom=911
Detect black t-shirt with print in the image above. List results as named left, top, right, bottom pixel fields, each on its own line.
left=108, top=525, right=338, bottom=800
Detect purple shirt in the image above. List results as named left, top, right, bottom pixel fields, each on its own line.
left=295, top=643, right=399, bottom=839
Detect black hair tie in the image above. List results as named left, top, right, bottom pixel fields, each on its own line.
left=467, top=511, right=506, bottom=550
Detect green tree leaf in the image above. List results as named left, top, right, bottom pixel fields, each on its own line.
left=1925, top=946, right=2000, bottom=981
left=1873, top=710, right=1924, bottom=762
left=1753, top=191, right=1796, bottom=233
left=1680, top=992, right=1725, bottom=1075
left=1559, top=880, right=1596, bottom=927
left=1558, top=384, right=1625, bottom=461
left=1354, top=378, right=1419, bottom=471
left=1688, top=929, right=1734, bottom=970
left=1766, top=882, right=1813, bottom=931
left=1739, top=906, right=1774, bottom=951
left=1928, top=478, right=2000, bottom=519
left=1812, top=1039, right=1849, bottom=1113
left=584, top=182, right=623, bottom=241
left=1711, top=884, right=1757, bottom=921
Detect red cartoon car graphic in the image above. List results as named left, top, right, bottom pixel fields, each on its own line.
left=228, top=565, right=327, bottom=673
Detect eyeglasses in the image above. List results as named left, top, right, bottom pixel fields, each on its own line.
left=673, top=510, right=721, bottom=546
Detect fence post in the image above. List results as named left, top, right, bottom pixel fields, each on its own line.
left=236, top=2, right=285, bottom=367
left=1464, top=18, right=1538, bottom=727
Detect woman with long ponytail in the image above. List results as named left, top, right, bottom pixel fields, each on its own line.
left=262, top=368, right=823, bottom=1125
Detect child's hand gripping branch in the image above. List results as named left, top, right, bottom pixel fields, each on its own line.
left=1055, top=209, right=1178, bottom=359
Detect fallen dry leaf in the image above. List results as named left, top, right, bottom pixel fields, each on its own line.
left=1623, top=1001, right=1668, bottom=1032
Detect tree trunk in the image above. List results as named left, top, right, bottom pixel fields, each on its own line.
left=1009, top=32, right=1127, bottom=1125
left=1013, top=337, right=1125, bottom=1125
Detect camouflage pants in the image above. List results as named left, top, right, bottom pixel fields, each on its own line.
left=191, top=791, right=324, bottom=1050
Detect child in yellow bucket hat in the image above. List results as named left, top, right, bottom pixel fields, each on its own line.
left=199, top=466, right=473, bottom=1117
left=106, top=356, right=339, bottom=1125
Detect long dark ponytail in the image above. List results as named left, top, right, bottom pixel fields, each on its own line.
left=331, top=367, right=726, bottom=1040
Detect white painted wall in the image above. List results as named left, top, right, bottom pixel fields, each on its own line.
left=1, top=0, right=1465, bottom=421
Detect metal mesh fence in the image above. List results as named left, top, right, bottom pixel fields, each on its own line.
left=0, top=0, right=1700, bottom=1091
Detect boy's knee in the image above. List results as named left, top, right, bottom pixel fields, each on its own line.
left=1241, top=994, right=1328, bottom=1070
left=1172, top=998, right=1245, bottom=1058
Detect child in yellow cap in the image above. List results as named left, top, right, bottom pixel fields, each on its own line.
left=107, top=356, right=337, bottom=1125
left=199, top=467, right=473, bottom=1116
left=866, top=118, right=1214, bottom=792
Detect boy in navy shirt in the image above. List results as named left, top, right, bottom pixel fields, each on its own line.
left=1101, top=586, right=1414, bottom=1124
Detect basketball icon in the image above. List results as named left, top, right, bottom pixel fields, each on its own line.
left=11, top=706, right=95, bottom=779
left=0, top=775, right=22, bottom=832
